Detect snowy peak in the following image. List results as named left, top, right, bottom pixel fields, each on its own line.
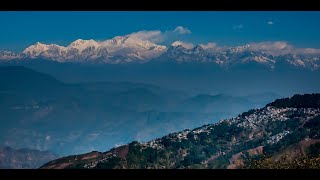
left=11, top=36, right=167, bottom=62
left=23, top=42, right=50, bottom=57
left=168, top=44, right=206, bottom=55
left=192, top=45, right=204, bottom=54
left=0, top=38, right=319, bottom=70
left=168, top=44, right=187, bottom=52
left=0, top=51, right=19, bottom=60
left=106, top=35, right=166, bottom=51
left=106, top=36, right=129, bottom=46
left=163, top=43, right=214, bottom=63
left=227, top=44, right=250, bottom=54
left=68, top=39, right=99, bottom=51
left=171, top=41, right=193, bottom=49
left=159, top=42, right=320, bottom=68
left=101, top=35, right=167, bottom=60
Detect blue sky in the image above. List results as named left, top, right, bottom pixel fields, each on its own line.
left=1, top=11, right=320, bottom=51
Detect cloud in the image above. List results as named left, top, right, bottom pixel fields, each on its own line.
left=125, top=26, right=192, bottom=44
left=199, top=42, right=228, bottom=53
left=295, top=47, right=320, bottom=56
left=128, top=30, right=163, bottom=43
left=267, top=21, right=274, bottom=25
left=171, top=41, right=194, bottom=49
left=173, top=26, right=192, bottom=34
left=248, top=41, right=320, bottom=56
left=248, top=41, right=295, bottom=56
left=233, top=24, right=244, bottom=30
left=199, top=42, right=217, bottom=50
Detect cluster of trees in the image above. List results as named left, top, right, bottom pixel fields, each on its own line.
left=240, top=109, right=257, bottom=118
left=264, top=128, right=309, bottom=155
left=245, top=155, right=320, bottom=169
left=267, top=93, right=320, bottom=108
left=308, top=143, right=320, bottom=158
left=304, top=115, right=320, bottom=139
left=246, top=141, right=320, bottom=169
left=96, top=156, right=122, bottom=169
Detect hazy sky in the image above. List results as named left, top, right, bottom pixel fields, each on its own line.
left=1, top=11, right=320, bottom=51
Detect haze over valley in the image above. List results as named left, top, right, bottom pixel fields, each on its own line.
left=0, top=11, right=320, bottom=169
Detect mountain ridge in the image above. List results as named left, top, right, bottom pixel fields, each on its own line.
left=40, top=93, right=320, bottom=169
left=1, top=66, right=278, bottom=156
left=1, top=38, right=320, bottom=70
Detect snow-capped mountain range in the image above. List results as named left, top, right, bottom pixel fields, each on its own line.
left=1, top=36, right=320, bottom=70
left=16, top=36, right=167, bottom=63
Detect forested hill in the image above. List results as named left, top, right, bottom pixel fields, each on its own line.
left=41, top=93, right=320, bottom=169
left=267, top=93, right=320, bottom=108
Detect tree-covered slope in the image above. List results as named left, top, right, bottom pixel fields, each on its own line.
left=41, top=93, right=320, bottom=169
